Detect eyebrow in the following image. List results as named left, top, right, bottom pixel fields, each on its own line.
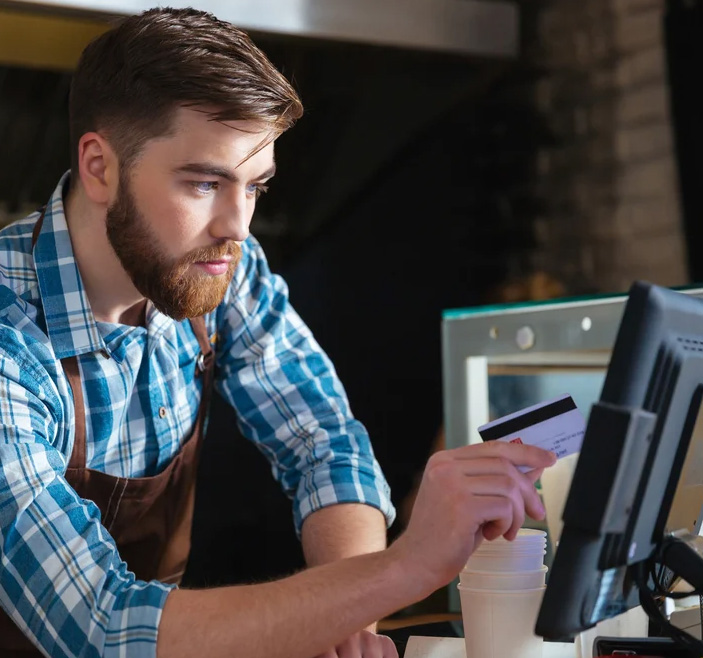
left=174, top=161, right=277, bottom=182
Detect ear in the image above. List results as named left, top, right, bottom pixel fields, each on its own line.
left=76, top=132, right=119, bottom=205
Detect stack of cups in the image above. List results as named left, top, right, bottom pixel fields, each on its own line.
left=458, top=529, right=547, bottom=658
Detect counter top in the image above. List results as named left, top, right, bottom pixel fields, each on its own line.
left=403, top=636, right=574, bottom=658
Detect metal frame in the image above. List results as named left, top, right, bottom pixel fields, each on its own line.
left=442, top=288, right=703, bottom=451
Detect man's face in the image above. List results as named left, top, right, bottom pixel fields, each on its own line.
left=105, top=109, right=276, bottom=320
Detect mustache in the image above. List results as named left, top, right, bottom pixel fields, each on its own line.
left=179, top=241, right=241, bottom=266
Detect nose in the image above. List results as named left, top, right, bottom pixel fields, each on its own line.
left=210, top=187, right=252, bottom=243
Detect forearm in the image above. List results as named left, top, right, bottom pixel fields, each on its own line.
left=301, top=503, right=388, bottom=635
left=157, top=545, right=424, bottom=658
left=301, top=503, right=387, bottom=567
left=158, top=438, right=555, bottom=658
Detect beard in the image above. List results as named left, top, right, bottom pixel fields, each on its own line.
left=105, top=173, right=241, bottom=321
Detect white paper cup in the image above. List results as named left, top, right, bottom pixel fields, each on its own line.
left=465, top=550, right=546, bottom=572
left=505, top=528, right=547, bottom=542
left=474, top=530, right=547, bottom=552
left=474, top=544, right=547, bottom=556
left=459, top=565, right=548, bottom=590
left=475, top=542, right=546, bottom=552
left=459, top=584, right=544, bottom=658
left=481, top=528, right=546, bottom=541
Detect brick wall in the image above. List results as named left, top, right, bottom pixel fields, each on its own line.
left=525, top=0, right=688, bottom=293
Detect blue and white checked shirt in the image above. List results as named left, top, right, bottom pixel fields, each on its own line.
left=0, top=174, right=394, bottom=658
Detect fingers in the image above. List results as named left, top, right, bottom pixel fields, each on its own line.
left=525, top=467, right=545, bottom=484
left=329, top=631, right=398, bottom=658
left=449, top=442, right=552, bottom=531
left=524, top=468, right=547, bottom=521
left=376, top=634, right=398, bottom=657
left=453, top=456, right=546, bottom=526
left=401, top=443, right=552, bottom=584
left=460, top=475, right=526, bottom=539
left=468, top=493, right=516, bottom=540
left=428, top=446, right=547, bottom=540
left=451, top=441, right=556, bottom=471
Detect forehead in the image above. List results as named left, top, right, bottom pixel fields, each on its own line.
left=144, top=107, right=276, bottom=171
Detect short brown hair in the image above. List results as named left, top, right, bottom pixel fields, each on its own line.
left=69, top=7, right=303, bottom=176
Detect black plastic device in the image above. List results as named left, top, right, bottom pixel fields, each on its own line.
left=536, top=281, right=703, bottom=645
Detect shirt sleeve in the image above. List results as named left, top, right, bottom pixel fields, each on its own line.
left=0, top=321, right=173, bottom=658
left=214, top=237, right=396, bottom=534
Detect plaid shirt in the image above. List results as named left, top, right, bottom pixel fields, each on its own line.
left=0, top=174, right=394, bottom=658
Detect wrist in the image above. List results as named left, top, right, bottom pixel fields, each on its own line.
left=383, top=539, right=440, bottom=604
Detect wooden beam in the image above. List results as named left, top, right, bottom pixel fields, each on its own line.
left=0, top=8, right=108, bottom=71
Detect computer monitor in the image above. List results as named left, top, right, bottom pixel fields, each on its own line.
left=536, top=281, right=703, bottom=647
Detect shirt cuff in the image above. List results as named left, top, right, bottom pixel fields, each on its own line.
left=293, top=462, right=396, bottom=537
left=101, top=579, right=175, bottom=658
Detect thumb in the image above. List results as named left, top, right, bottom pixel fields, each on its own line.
left=525, top=467, right=545, bottom=484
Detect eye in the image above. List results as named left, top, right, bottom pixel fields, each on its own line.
left=246, top=182, right=269, bottom=199
left=191, top=181, right=219, bottom=194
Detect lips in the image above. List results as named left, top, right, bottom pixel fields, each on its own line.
left=194, top=259, right=232, bottom=275
left=199, top=257, right=231, bottom=265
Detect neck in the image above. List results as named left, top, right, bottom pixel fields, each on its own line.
left=64, top=183, right=148, bottom=327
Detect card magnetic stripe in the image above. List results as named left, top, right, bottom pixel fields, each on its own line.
left=479, top=397, right=577, bottom=441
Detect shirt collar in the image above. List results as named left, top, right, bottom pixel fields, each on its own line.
left=33, top=172, right=108, bottom=359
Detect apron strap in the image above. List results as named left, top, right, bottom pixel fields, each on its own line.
left=62, top=319, right=214, bottom=472
left=31, top=208, right=44, bottom=247
left=63, top=356, right=87, bottom=471
left=30, top=209, right=90, bottom=471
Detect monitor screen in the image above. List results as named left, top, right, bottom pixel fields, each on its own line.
left=536, top=281, right=703, bottom=641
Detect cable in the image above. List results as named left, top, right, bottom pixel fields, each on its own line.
left=649, top=542, right=703, bottom=599
left=634, top=560, right=703, bottom=654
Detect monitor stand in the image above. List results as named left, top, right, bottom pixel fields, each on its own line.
left=634, top=532, right=703, bottom=654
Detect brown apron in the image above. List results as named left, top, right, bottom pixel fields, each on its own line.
left=0, top=211, right=215, bottom=656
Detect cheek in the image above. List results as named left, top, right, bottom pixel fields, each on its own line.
left=131, top=170, right=215, bottom=241
left=146, top=197, right=211, bottom=254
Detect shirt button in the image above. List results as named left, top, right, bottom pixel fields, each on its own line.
left=100, top=349, right=110, bottom=359
left=158, top=407, right=167, bottom=419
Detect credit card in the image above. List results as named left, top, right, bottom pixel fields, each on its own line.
left=478, top=394, right=585, bottom=470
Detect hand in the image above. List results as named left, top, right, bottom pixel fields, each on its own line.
left=315, top=630, right=398, bottom=657
left=390, top=441, right=556, bottom=594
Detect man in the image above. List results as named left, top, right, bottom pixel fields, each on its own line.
left=0, top=7, right=556, bottom=658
